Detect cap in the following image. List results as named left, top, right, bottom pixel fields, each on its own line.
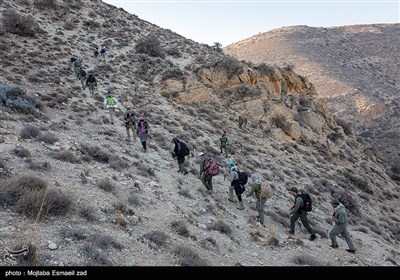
left=227, top=161, right=235, bottom=167
left=330, top=198, right=340, bottom=205
left=198, top=152, right=204, bottom=157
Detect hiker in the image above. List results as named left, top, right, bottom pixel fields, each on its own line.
left=238, top=115, right=247, bottom=129
left=288, top=187, right=317, bottom=241
left=246, top=174, right=269, bottom=226
left=70, top=57, right=77, bottom=71
left=172, top=137, right=189, bottom=175
left=85, top=72, right=97, bottom=97
left=136, top=114, right=150, bottom=152
left=78, top=67, right=87, bottom=90
left=329, top=198, right=356, bottom=253
left=94, top=49, right=100, bottom=65
left=73, top=58, right=82, bottom=80
left=100, top=46, right=108, bottom=61
left=224, top=161, right=245, bottom=210
left=199, top=152, right=219, bottom=194
left=103, top=90, right=118, bottom=125
left=123, top=106, right=138, bottom=141
left=219, top=131, right=229, bottom=157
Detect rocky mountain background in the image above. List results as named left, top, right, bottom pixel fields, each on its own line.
left=224, top=24, right=400, bottom=175
left=0, top=0, right=399, bottom=267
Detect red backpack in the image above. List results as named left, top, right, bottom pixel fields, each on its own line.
left=203, top=158, right=220, bottom=176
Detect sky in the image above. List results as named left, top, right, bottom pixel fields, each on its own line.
left=103, top=0, right=400, bottom=46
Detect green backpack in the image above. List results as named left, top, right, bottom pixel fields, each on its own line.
left=107, top=96, right=115, bottom=106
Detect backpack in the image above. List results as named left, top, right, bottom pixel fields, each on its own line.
left=203, top=158, right=220, bottom=176
left=178, top=142, right=190, bottom=157
left=87, top=75, right=96, bottom=83
left=260, top=184, right=273, bottom=199
left=70, top=57, right=77, bottom=63
left=107, top=96, right=116, bottom=106
left=79, top=69, right=86, bottom=76
left=100, top=48, right=106, bottom=54
left=74, top=60, right=81, bottom=68
left=139, top=121, right=149, bottom=134
left=299, top=193, right=312, bottom=212
left=238, top=171, right=248, bottom=186
left=94, top=50, right=99, bottom=56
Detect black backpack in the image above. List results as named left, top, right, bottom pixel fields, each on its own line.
left=238, top=171, right=248, bottom=185
left=178, top=142, right=190, bottom=157
left=70, top=57, right=77, bottom=63
left=79, top=69, right=86, bottom=76
left=87, top=75, right=95, bottom=83
left=299, top=193, right=312, bottom=212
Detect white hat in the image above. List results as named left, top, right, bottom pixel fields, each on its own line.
left=198, top=152, right=204, bottom=156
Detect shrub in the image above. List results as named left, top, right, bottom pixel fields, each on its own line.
left=173, top=245, right=209, bottom=266
left=13, top=146, right=30, bottom=158
left=38, top=133, right=59, bottom=144
left=20, top=125, right=41, bottom=139
left=81, top=244, right=111, bottom=266
left=171, top=220, right=190, bottom=237
left=60, top=228, right=87, bottom=241
left=135, top=34, right=166, bottom=58
left=28, top=161, right=51, bottom=171
left=53, top=151, right=80, bottom=163
left=93, top=234, right=122, bottom=250
left=271, top=114, right=291, bottom=134
left=210, top=219, right=232, bottom=235
left=211, top=56, right=243, bottom=79
left=161, top=67, right=185, bottom=82
left=98, top=179, right=115, bottom=193
left=0, top=85, right=39, bottom=115
left=80, top=206, right=96, bottom=222
left=79, top=145, right=109, bottom=163
left=0, top=175, right=71, bottom=220
left=127, top=192, right=140, bottom=206
left=143, top=230, right=169, bottom=247
left=33, top=0, right=58, bottom=10
left=2, top=9, right=37, bottom=37
left=335, top=116, right=353, bottom=135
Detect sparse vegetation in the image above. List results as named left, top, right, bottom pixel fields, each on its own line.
left=2, top=9, right=38, bottom=37
left=173, top=245, right=209, bottom=266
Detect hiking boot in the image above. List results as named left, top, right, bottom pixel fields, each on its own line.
left=288, top=230, right=294, bottom=235
left=237, top=201, right=244, bottom=210
left=330, top=244, right=339, bottom=248
left=207, top=189, right=212, bottom=195
left=183, top=171, right=188, bottom=175
left=346, top=249, right=356, bottom=253
left=309, top=234, right=317, bottom=241
left=228, top=197, right=236, bottom=203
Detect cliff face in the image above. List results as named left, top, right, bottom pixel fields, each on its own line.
left=224, top=24, right=400, bottom=167
left=0, top=1, right=399, bottom=267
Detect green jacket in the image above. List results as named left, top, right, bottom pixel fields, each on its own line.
left=220, top=135, right=228, bottom=147
left=246, top=182, right=261, bottom=199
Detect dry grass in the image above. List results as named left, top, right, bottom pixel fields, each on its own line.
left=172, top=245, right=209, bottom=266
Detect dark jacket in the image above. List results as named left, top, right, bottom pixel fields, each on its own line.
left=173, top=141, right=186, bottom=164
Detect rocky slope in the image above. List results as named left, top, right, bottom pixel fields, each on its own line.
left=0, top=0, right=399, bottom=268
left=224, top=24, right=400, bottom=171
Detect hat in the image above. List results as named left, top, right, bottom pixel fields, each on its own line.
left=227, top=161, right=235, bottom=167
left=289, top=187, right=298, bottom=193
left=139, top=116, right=144, bottom=121
left=251, top=174, right=260, bottom=182
left=330, top=198, right=340, bottom=205
left=198, top=152, right=204, bottom=157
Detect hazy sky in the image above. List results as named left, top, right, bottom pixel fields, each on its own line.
left=103, top=0, right=400, bottom=46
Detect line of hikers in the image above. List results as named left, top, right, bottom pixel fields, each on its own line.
left=71, top=45, right=355, bottom=254
left=169, top=137, right=356, bottom=253
left=70, top=46, right=109, bottom=97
